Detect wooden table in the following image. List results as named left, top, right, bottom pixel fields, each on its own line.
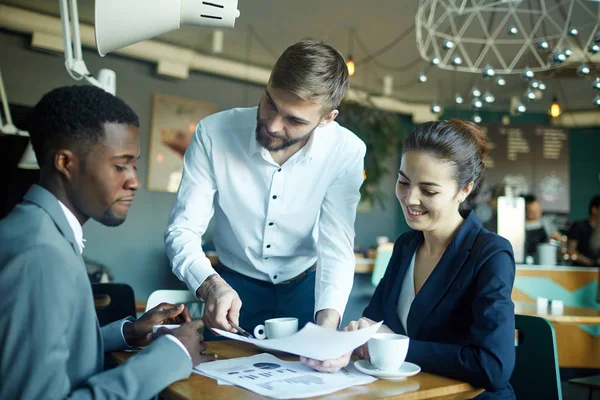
left=514, top=301, right=600, bottom=325
left=113, top=341, right=483, bottom=400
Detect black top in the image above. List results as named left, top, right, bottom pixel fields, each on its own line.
left=568, top=220, right=597, bottom=262
left=524, top=226, right=548, bottom=258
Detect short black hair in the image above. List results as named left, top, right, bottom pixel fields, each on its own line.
left=523, top=194, right=538, bottom=205
left=589, top=195, right=600, bottom=215
left=29, top=85, right=139, bottom=167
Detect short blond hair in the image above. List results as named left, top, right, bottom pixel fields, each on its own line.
left=269, top=39, right=350, bottom=111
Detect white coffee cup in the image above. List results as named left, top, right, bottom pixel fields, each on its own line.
left=152, top=324, right=180, bottom=333
left=253, top=317, right=298, bottom=340
left=368, top=333, right=410, bottom=372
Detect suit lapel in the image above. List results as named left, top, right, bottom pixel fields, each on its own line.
left=23, top=185, right=81, bottom=255
left=406, top=211, right=482, bottom=338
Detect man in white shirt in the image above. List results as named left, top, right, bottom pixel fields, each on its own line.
left=165, top=40, right=366, bottom=338
left=0, top=86, right=213, bottom=399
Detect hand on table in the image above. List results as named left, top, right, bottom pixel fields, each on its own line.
left=124, top=302, right=191, bottom=347
left=149, top=319, right=217, bottom=366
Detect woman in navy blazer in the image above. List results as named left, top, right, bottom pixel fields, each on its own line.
left=304, top=120, right=516, bottom=399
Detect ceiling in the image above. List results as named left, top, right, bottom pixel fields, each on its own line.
left=2, top=0, right=600, bottom=113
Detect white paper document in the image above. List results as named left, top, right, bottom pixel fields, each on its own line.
left=213, top=321, right=382, bottom=361
left=194, top=353, right=376, bottom=399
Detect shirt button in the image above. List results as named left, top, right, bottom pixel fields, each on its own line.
left=265, top=257, right=269, bottom=260
left=266, top=244, right=271, bottom=249
left=269, top=222, right=274, bottom=226
left=273, top=275, right=278, bottom=280
left=278, top=168, right=282, bottom=172
left=272, top=195, right=277, bottom=200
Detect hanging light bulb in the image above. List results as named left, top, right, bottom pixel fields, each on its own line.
left=538, top=82, right=547, bottom=91
left=578, top=64, right=591, bottom=76
left=346, top=56, right=355, bottom=77
left=564, top=48, right=572, bottom=58
left=522, top=67, right=534, bottom=80
left=455, top=93, right=464, bottom=104
left=593, top=77, right=600, bottom=91
left=452, top=55, right=462, bottom=65
left=472, top=87, right=482, bottom=97
left=482, top=65, right=495, bottom=78
left=443, top=40, right=455, bottom=50
left=568, top=27, right=578, bottom=36
left=431, top=102, right=442, bottom=113
left=549, top=97, right=561, bottom=118
left=496, top=76, right=506, bottom=87
left=430, top=56, right=441, bottom=66
left=594, top=95, right=600, bottom=107
left=516, top=101, right=527, bottom=114
left=484, top=91, right=495, bottom=103
left=472, top=98, right=483, bottom=109
left=552, top=50, right=566, bottom=63
left=588, top=44, right=600, bottom=54
left=530, top=80, right=540, bottom=89
left=508, top=25, right=518, bottom=35
left=538, top=41, right=550, bottom=51
left=418, top=72, right=428, bottom=83
left=525, top=88, right=537, bottom=101
left=472, top=113, right=482, bottom=124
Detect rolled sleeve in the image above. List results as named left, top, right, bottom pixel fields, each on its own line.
left=315, top=141, right=366, bottom=320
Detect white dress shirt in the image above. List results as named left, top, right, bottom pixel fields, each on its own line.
left=396, top=251, right=416, bottom=333
left=57, top=200, right=191, bottom=361
left=165, top=107, right=366, bottom=318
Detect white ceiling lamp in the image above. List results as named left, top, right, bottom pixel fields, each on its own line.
left=472, top=98, right=483, bottom=109
left=472, top=113, right=482, bottom=124
left=0, top=69, right=38, bottom=170
left=484, top=91, right=495, bottom=103
left=472, top=87, right=482, bottom=97
left=418, top=72, right=428, bottom=83
left=496, top=76, right=506, bottom=87
left=455, top=93, right=464, bottom=104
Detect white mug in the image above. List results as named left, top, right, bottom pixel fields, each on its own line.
left=368, top=333, right=410, bottom=372
left=152, top=324, right=180, bottom=333
left=253, top=317, right=298, bottom=340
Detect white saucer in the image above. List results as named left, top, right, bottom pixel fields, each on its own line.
left=354, top=359, right=421, bottom=380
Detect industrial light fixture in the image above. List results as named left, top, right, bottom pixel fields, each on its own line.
left=538, top=41, right=550, bottom=51
left=452, top=55, right=463, bottom=65
left=496, top=76, right=506, bottom=87
left=552, top=50, right=566, bottom=63
left=525, top=88, right=537, bottom=101
left=430, top=56, right=441, bottom=66
left=472, top=114, right=482, bottom=124
left=516, top=101, right=527, bottom=113
left=431, top=103, right=442, bottom=113
left=484, top=91, right=495, bottom=103
left=549, top=97, right=561, bottom=118
left=0, top=69, right=38, bottom=170
left=455, top=93, right=464, bottom=104
left=588, top=44, right=600, bottom=54
left=472, top=87, right=482, bottom=97
left=443, top=40, right=455, bottom=50
left=568, top=27, right=578, bottom=36
left=473, top=98, right=483, bottom=109
left=564, top=48, right=572, bottom=58
left=530, top=80, right=540, bottom=89
left=594, top=95, right=600, bottom=107
left=508, top=25, right=518, bottom=35
left=593, top=77, right=600, bottom=91
left=538, top=82, right=547, bottom=91
left=418, top=72, right=428, bottom=83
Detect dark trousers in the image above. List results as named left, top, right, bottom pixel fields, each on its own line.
left=204, top=265, right=316, bottom=341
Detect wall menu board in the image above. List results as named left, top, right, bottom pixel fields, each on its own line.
left=480, top=125, right=569, bottom=213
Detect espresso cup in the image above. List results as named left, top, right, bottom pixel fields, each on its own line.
left=253, top=317, right=298, bottom=340
left=368, top=333, right=410, bottom=372
left=152, top=324, right=180, bottom=333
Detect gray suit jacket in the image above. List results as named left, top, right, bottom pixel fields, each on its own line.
left=0, top=185, right=192, bottom=399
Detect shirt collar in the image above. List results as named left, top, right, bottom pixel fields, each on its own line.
left=57, top=200, right=85, bottom=254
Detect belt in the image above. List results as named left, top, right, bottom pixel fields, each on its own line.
left=216, top=263, right=316, bottom=285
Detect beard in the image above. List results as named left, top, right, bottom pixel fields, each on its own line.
left=98, top=208, right=127, bottom=227
left=255, top=110, right=318, bottom=152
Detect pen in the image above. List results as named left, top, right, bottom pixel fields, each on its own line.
left=228, top=319, right=254, bottom=339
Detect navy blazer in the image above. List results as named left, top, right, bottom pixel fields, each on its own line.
left=364, top=211, right=516, bottom=399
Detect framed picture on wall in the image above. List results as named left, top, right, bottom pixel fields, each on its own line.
left=147, top=93, right=218, bottom=193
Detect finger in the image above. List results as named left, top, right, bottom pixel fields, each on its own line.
left=179, top=306, right=192, bottom=323
left=197, top=353, right=218, bottom=364
left=214, top=300, right=234, bottom=331
left=357, top=319, right=371, bottom=329
left=147, top=327, right=171, bottom=342
left=186, top=319, right=205, bottom=332
left=198, top=341, right=208, bottom=354
left=228, top=296, right=242, bottom=327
